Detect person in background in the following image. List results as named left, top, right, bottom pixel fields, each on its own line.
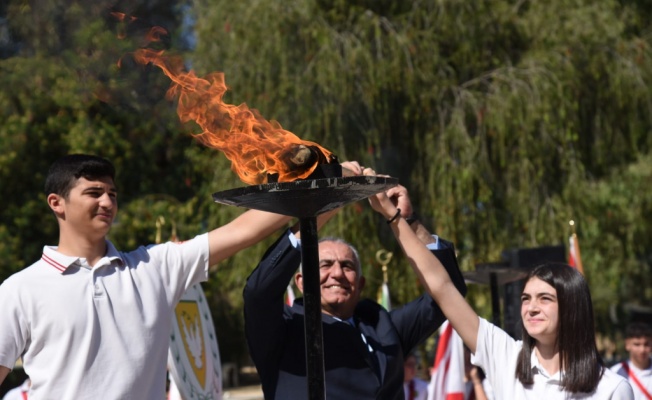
left=243, top=165, right=467, bottom=399
left=0, top=154, right=292, bottom=399
left=610, top=322, right=652, bottom=399
left=1, top=378, right=30, bottom=400
left=463, top=347, right=492, bottom=400
left=404, top=353, right=429, bottom=400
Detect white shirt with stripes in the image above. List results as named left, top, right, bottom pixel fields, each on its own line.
left=0, top=234, right=209, bottom=400
left=611, top=359, right=652, bottom=400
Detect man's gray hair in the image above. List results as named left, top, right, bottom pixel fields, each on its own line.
left=299, top=236, right=362, bottom=276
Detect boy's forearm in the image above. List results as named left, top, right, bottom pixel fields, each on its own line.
left=0, top=365, right=10, bottom=386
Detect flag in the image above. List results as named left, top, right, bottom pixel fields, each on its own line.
left=427, top=321, right=465, bottom=400
left=568, top=233, right=585, bottom=275
left=378, top=281, right=391, bottom=311
left=377, top=264, right=392, bottom=311
left=285, top=283, right=295, bottom=306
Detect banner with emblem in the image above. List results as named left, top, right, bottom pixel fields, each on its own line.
left=168, top=283, right=223, bottom=400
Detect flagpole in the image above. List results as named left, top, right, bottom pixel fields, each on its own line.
left=376, top=250, right=393, bottom=311
left=155, top=216, right=165, bottom=244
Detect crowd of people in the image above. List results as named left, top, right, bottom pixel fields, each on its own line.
left=0, top=154, right=649, bottom=399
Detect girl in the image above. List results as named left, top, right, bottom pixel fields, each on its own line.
left=367, top=189, right=633, bottom=399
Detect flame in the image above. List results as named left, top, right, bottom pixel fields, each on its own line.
left=128, top=29, right=334, bottom=185
left=110, top=12, right=137, bottom=39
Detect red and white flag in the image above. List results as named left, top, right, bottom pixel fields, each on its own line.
left=427, top=320, right=465, bottom=400
left=568, top=233, right=585, bottom=275
left=285, top=283, right=296, bottom=306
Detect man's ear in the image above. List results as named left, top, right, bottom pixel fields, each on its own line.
left=295, top=273, right=304, bottom=293
left=358, top=276, right=366, bottom=291
left=47, top=193, right=64, bottom=215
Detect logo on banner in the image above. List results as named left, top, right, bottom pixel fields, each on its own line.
left=169, top=284, right=222, bottom=400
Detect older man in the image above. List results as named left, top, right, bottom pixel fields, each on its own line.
left=243, top=167, right=467, bottom=399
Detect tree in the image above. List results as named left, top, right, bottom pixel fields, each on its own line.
left=189, top=0, right=652, bottom=343
left=0, top=0, right=198, bottom=281
left=2, top=0, right=652, bottom=368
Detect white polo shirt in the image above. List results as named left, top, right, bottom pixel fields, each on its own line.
left=610, top=359, right=652, bottom=400
left=472, top=318, right=634, bottom=399
left=0, top=234, right=209, bottom=400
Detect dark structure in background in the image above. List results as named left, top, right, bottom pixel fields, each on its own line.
left=0, top=366, right=27, bottom=398
left=465, top=245, right=567, bottom=339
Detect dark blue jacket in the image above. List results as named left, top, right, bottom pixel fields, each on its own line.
left=244, top=232, right=466, bottom=399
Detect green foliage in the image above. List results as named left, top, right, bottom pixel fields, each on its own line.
left=1, top=0, right=652, bottom=365
left=190, top=0, right=652, bottom=349
left=0, top=0, right=202, bottom=278
left=566, top=154, right=652, bottom=335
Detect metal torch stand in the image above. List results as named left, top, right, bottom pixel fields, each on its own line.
left=299, top=217, right=326, bottom=399
left=212, top=175, right=398, bottom=400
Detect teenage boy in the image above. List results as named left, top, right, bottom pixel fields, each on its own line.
left=611, top=322, right=652, bottom=400
left=0, top=154, right=292, bottom=399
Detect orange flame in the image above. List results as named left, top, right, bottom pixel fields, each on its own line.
left=110, top=12, right=137, bottom=39
left=129, top=30, right=334, bottom=185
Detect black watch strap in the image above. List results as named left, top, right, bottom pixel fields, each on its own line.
left=405, top=212, right=419, bottom=225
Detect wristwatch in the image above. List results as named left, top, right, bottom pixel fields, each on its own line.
left=405, top=212, right=419, bottom=225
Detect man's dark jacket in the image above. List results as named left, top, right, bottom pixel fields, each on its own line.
left=243, top=232, right=466, bottom=399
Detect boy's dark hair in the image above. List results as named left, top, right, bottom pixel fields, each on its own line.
left=625, top=322, right=652, bottom=339
left=515, top=263, right=603, bottom=394
left=44, top=154, right=115, bottom=199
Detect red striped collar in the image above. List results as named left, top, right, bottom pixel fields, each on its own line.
left=41, top=251, right=70, bottom=272
left=41, top=242, right=125, bottom=273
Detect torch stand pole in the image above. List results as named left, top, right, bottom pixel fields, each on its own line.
left=490, top=272, right=501, bottom=327
left=212, top=175, right=399, bottom=400
left=299, top=216, right=326, bottom=400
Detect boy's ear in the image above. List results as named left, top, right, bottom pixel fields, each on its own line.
left=47, top=193, right=64, bottom=214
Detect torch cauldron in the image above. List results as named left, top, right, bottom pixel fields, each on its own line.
left=213, top=170, right=397, bottom=400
